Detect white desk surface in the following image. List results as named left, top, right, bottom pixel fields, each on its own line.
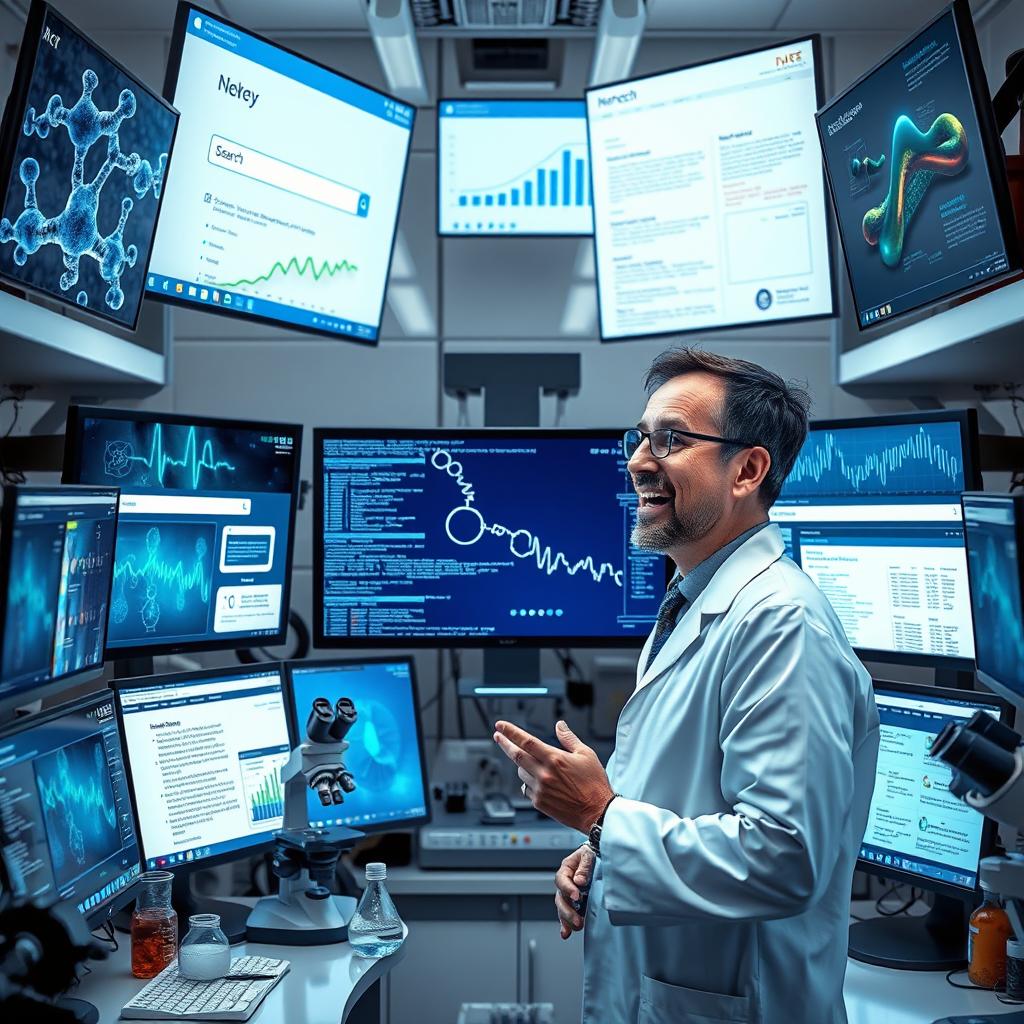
left=74, top=900, right=405, bottom=1024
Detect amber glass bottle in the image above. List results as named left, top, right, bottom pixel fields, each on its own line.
left=968, top=885, right=1013, bottom=989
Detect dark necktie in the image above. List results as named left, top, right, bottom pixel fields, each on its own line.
left=645, top=581, right=688, bottom=673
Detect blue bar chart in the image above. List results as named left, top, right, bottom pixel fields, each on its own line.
left=439, top=100, right=594, bottom=236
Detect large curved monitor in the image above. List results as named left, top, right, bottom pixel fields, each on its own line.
left=146, top=3, right=414, bottom=342
left=62, top=406, right=301, bottom=660
left=586, top=36, right=834, bottom=341
left=816, top=0, right=1020, bottom=329
left=0, top=0, right=178, bottom=330
left=0, top=485, right=119, bottom=714
left=313, top=429, right=667, bottom=647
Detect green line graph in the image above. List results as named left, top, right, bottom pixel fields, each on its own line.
left=215, top=255, right=359, bottom=290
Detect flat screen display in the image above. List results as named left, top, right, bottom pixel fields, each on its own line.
left=860, top=684, right=1003, bottom=892
left=0, top=0, right=178, bottom=329
left=816, top=2, right=1019, bottom=328
left=314, top=430, right=666, bottom=646
left=963, top=494, right=1024, bottom=702
left=0, top=691, right=142, bottom=924
left=770, top=411, right=978, bottom=668
left=62, top=407, right=301, bottom=659
left=286, top=659, right=430, bottom=833
left=147, top=3, right=414, bottom=342
left=114, top=666, right=292, bottom=869
left=0, top=486, right=119, bottom=707
left=586, top=36, right=834, bottom=340
left=438, top=100, right=593, bottom=236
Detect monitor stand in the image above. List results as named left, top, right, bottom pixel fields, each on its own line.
left=848, top=894, right=968, bottom=970
left=171, top=870, right=252, bottom=945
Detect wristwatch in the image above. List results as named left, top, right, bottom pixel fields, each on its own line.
left=586, top=794, right=619, bottom=857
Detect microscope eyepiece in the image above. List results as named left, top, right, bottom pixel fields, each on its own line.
left=307, top=697, right=336, bottom=744
left=931, top=717, right=1019, bottom=798
left=328, top=697, right=357, bottom=742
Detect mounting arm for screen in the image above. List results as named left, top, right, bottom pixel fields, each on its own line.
left=443, top=353, right=582, bottom=695
left=993, top=49, right=1024, bottom=137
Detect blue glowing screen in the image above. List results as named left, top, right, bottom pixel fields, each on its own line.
left=288, top=661, right=429, bottom=831
left=0, top=692, right=141, bottom=920
left=317, top=433, right=666, bottom=642
left=1, top=487, right=118, bottom=702
left=963, top=495, right=1024, bottom=698
left=65, top=411, right=300, bottom=653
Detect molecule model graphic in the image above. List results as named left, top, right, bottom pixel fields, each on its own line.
left=0, top=68, right=168, bottom=311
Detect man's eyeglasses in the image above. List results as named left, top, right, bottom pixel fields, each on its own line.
left=622, top=427, right=759, bottom=461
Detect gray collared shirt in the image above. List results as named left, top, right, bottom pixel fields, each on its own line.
left=670, top=521, right=770, bottom=623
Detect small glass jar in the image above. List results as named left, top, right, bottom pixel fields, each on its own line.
left=178, top=913, right=231, bottom=980
left=131, top=870, right=178, bottom=979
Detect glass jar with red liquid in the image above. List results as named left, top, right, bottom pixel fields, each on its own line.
left=131, top=870, right=178, bottom=979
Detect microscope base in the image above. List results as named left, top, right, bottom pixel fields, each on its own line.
left=246, top=894, right=357, bottom=946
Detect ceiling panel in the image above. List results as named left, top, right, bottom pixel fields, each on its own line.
left=219, top=0, right=368, bottom=31
left=645, top=0, right=789, bottom=32
left=777, top=0, right=984, bottom=32
left=36, top=0, right=188, bottom=33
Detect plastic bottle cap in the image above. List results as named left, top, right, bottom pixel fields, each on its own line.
left=365, top=862, right=387, bottom=881
left=1008, top=939, right=1024, bottom=959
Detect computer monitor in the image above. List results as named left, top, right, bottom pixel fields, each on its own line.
left=0, top=690, right=143, bottom=927
left=962, top=493, right=1024, bottom=708
left=0, top=0, right=178, bottom=330
left=313, top=429, right=667, bottom=647
left=146, top=2, right=414, bottom=343
left=849, top=680, right=1010, bottom=970
left=112, top=664, right=293, bottom=872
left=0, top=485, right=119, bottom=714
left=770, top=409, right=980, bottom=670
left=438, top=100, right=593, bottom=237
left=816, top=0, right=1020, bottom=330
left=585, top=36, right=834, bottom=341
left=285, top=658, right=430, bottom=833
left=62, top=406, right=301, bottom=660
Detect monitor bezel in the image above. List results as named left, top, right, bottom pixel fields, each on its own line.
left=962, top=491, right=1024, bottom=710
left=857, top=678, right=1012, bottom=901
left=110, top=662, right=295, bottom=874
left=0, top=686, right=144, bottom=928
left=61, top=404, right=303, bottom=661
left=436, top=97, right=594, bottom=239
left=584, top=33, right=837, bottom=343
left=783, top=407, right=981, bottom=672
left=0, top=0, right=180, bottom=333
left=146, top=0, right=416, bottom=345
left=283, top=656, right=432, bottom=834
left=0, top=484, right=120, bottom=717
left=312, top=426, right=671, bottom=649
left=814, top=0, right=1022, bottom=333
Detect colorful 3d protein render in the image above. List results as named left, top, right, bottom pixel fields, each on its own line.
left=862, top=112, right=968, bottom=268
left=0, top=69, right=167, bottom=311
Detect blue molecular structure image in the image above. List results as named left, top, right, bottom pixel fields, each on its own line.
left=1, top=69, right=166, bottom=313
left=0, top=14, right=177, bottom=327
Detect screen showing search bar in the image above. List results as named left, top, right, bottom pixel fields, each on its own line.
left=207, top=135, right=370, bottom=217
left=119, top=494, right=252, bottom=516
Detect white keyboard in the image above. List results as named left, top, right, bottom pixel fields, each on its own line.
left=120, top=955, right=290, bottom=1021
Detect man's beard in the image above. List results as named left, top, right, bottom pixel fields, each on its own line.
left=631, top=473, right=723, bottom=552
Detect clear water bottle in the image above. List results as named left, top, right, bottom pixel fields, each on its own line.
left=178, top=913, right=231, bottom=980
left=348, top=862, right=405, bottom=958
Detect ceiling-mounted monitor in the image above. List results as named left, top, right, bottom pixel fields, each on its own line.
left=147, top=2, right=414, bottom=342
left=0, top=0, right=178, bottom=330
left=586, top=36, right=834, bottom=341
left=438, top=100, right=594, bottom=237
left=816, top=0, right=1020, bottom=329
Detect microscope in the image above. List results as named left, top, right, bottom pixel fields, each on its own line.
left=928, top=711, right=1024, bottom=1023
left=246, top=696, right=365, bottom=945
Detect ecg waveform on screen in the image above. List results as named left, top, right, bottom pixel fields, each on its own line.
left=104, top=423, right=236, bottom=490
left=111, top=526, right=212, bottom=634
left=430, top=449, right=623, bottom=587
left=784, top=425, right=964, bottom=497
left=35, top=735, right=118, bottom=880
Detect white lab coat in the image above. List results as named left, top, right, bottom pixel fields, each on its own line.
left=581, top=524, right=879, bottom=1024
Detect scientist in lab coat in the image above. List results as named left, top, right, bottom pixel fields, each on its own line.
left=494, top=347, right=879, bottom=1024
